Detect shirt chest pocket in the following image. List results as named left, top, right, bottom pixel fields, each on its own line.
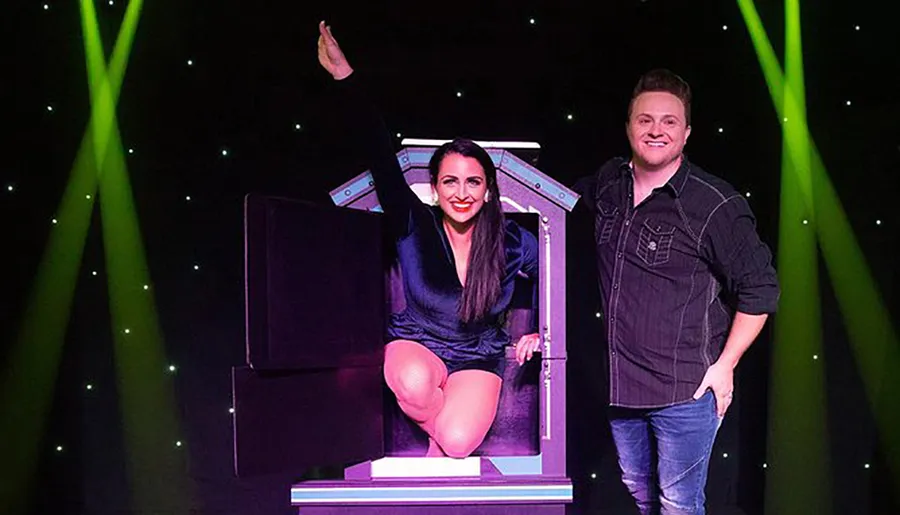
left=636, top=219, right=676, bottom=266
left=594, top=200, right=618, bottom=245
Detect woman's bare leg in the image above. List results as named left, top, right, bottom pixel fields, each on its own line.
left=384, top=341, right=502, bottom=458
left=431, top=370, right=502, bottom=458
left=384, top=340, right=448, bottom=449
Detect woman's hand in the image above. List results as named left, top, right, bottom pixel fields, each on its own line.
left=317, top=21, right=354, bottom=80
left=514, top=333, right=542, bottom=366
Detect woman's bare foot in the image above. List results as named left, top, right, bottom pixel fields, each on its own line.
left=425, top=437, right=446, bottom=457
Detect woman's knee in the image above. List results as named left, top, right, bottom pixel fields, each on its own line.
left=434, top=421, right=487, bottom=458
left=384, top=351, right=442, bottom=405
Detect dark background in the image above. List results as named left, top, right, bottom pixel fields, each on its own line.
left=1, top=0, right=898, bottom=513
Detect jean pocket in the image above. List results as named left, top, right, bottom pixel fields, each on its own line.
left=594, top=200, right=618, bottom=245
left=636, top=219, right=676, bottom=266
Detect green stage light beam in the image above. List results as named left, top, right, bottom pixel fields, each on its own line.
left=0, top=140, right=100, bottom=514
left=739, top=0, right=900, bottom=503
left=738, top=1, right=831, bottom=511
left=81, top=0, right=142, bottom=166
left=766, top=145, right=831, bottom=515
left=749, top=0, right=832, bottom=512
left=82, top=0, right=195, bottom=510
left=99, top=120, right=195, bottom=513
left=736, top=0, right=814, bottom=208
left=807, top=132, right=900, bottom=500
left=0, top=1, right=144, bottom=510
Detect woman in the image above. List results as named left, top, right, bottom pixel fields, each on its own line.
left=318, top=21, right=541, bottom=458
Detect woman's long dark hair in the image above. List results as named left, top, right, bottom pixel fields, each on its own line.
left=429, top=139, right=506, bottom=324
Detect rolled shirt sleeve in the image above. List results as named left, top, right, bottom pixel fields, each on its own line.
left=701, top=195, right=780, bottom=315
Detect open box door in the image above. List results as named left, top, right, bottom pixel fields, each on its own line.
left=233, top=194, right=387, bottom=477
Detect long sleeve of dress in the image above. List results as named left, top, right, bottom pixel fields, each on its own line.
left=516, top=223, right=540, bottom=335
left=334, top=74, right=423, bottom=240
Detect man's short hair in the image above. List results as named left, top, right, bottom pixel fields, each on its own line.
left=628, top=69, right=692, bottom=126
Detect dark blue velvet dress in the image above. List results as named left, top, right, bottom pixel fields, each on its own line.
left=340, top=75, right=538, bottom=377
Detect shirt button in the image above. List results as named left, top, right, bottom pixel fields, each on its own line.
left=610, top=316, right=616, bottom=323
left=625, top=220, right=630, bottom=226
left=613, top=283, right=619, bottom=289
left=617, top=252, right=623, bottom=258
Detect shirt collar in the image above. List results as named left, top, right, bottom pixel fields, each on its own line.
left=620, top=155, right=691, bottom=198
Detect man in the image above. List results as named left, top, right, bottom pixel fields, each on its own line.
left=574, top=69, right=780, bottom=514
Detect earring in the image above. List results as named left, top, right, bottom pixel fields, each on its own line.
left=484, top=191, right=491, bottom=203
left=432, top=192, right=439, bottom=205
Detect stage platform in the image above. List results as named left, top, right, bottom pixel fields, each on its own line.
left=292, top=475, right=572, bottom=514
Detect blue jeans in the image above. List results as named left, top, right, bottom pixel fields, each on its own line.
left=608, top=391, right=722, bottom=515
